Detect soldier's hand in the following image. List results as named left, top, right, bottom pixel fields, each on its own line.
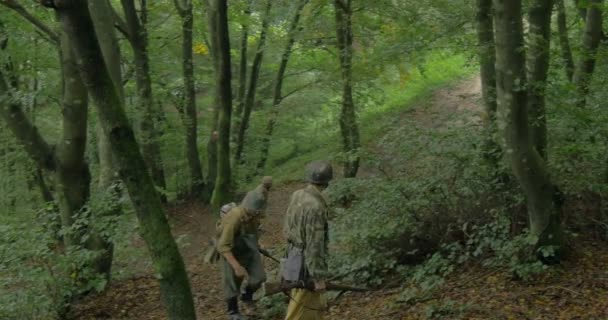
left=313, top=280, right=326, bottom=292
left=234, top=264, right=249, bottom=279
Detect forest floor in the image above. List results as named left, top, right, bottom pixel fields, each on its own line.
left=74, top=76, right=608, bottom=319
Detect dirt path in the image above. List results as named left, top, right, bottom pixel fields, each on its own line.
left=74, top=76, right=608, bottom=319
left=74, top=76, right=484, bottom=320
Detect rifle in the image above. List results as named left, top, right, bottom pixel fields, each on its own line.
left=205, top=239, right=280, bottom=264
left=263, top=280, right=369, bottom=297
left=259, top=248, right=280, bottom=264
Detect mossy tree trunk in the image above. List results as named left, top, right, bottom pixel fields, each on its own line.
left=526, top=0, right=553, bottom=159
left=476, top=0, right=502, bottom=169
left=204, top=0, right=219, bottom=202
left=233, top=0, right=252, bottom=141
left=209, top=0, right=234, bottom=212
left=556, top=0, right=575, bottom=81
left=493, top=0, right=564, bottom=257
left=174, top=0, right=206, bottom=198
left=89, top=0, right=126, bottom=280
left=573, top=0, right=603, bottom=108
left=121, top=0, right=167, bottom=201
left=256, top=0, right=309, bottom=175
left=334, top=0, right=360, bottom=178
left=50, top=1, right=196, bottom=318
left=234, top=0, right=272, bottom=165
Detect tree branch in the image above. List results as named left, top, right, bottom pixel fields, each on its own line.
left=0, top=74, right=55, bottom=171
left=112, top=6, right=132, bottom=41
left=280, top=81, right=316, bottom=102
left=0, top=19, right=55, bottom=170
left=0, top=0, right=59, bottom=44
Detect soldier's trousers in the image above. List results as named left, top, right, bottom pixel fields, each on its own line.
left=221, top=248, right=266, bottom=299
left=284, top=289, right=326, bottom=320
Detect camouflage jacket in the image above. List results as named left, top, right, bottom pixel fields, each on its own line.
left=216, top=207, right=260, bottom=254
left=283, top=185, right=329, bottom=280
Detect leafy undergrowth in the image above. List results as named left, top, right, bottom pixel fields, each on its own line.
left=74, top=76, right=608, bottom=319
left=329, top=237, right=608, bottom=319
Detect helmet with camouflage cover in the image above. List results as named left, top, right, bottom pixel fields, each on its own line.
left=305, top=160, right=333, bottom=185
left=240, top=190, right=266, bottom=214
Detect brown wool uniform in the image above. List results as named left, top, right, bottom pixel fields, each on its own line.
left=217, top=207, right=266, bottom=299
left=283, top=185, right=329, bottom=320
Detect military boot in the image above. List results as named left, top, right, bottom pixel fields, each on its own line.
left=240, top=287, right=257, bottom=318
left=227, top=297, right=247, bottom=320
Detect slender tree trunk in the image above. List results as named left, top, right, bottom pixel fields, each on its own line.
left=175, top=0, right=205, bottom=198
left=476, top=0, right=502, bottom=168
left=233, top=0, right=252, bottom=141
left=89, top=0, right=126, bottom=281
left=526, top=0, right=553, bottom=159
left=234, top=0, right=272, bottom=164
left=55, top=30, right=90, bottom=246
left=493, top=0, right=564, bottom=257
left=557, top=0, right=575, bottom=81
left=210, top=0, right=234, bottom=212
left=203, top=0, right=219, bottom=202
left=573, top=0, right=603, bottom=108
left=121, top=0, right=167, bottom=200
left=34, top=167, right=54, bottom=203
left=334, top=0, right=360, bottom=178
left=51, top=2, right=196, bottom=318
left=256, top=0, right=309, bottom=174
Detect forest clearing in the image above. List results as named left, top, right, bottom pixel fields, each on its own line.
left=2, top=0, right=608, bottom=319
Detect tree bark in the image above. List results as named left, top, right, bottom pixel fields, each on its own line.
left=89, top=0, right=125, bottom=281
left=573, top=0, right=603, bottom=108
left=556, top=0, right=575, bottom=81
left=203, top=0, right=219, bottom=202
left=493, top=0, right=564, bottom=257
left=233, top=0, right=252, bottom=140
left=55, top=30, right=91, bottom=247
left=256, top=0, right=309, bottom=175
left=209, top=0, right=234, bottom=212
left=234, top=0, right=272, bottom=165
left=476, top=0, right=502, bottom=168
left=175, top=0, right=205, bottom=198
left=121, top=0, right=167, bottom=200
left=334, top=0, right=360, bottom=178
left=52, top=2, right=196, bottom=318
left=526, top=0, right=553, bottom=159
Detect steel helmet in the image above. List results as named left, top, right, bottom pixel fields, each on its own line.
left=305, top=160, right=333, bottom=184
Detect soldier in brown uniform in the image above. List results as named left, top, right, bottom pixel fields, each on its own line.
left=282, top=161, right=333, bottom=320
left=216, top=190, right=267, bottom=320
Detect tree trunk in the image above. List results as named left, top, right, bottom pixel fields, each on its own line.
left=526, top=0, right=553, bottom=159
left=476, top=0, right=502, bottom=168
left=233, top=0, right=252, bottom=140
left=89, top=0, right=125, bottom=280
left=573, top=0, right=603, bottom=108
left=55, top=30, right=90, bottom=246
left=203, top=0, right=219, bottom=202
left=53, top=2, right=196, bottom=318
left=493, top=0, right=564, bottom=257
left=556, top=0, right=575, bottom=81
left=209, top=0, right=234, bottom=212
left=256, top=0, right=309, bottom=175
left=175, top=0, right=205, bottom=198
left=121, top=0, right=167, bottom=200
left=234, top=0, right=272, bottom=165
left=334, top=0, right=360, bottom=178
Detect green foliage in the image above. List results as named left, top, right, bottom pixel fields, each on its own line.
left=258, top=294, right=288, bottom=319
left=0, top=193, right=140, bottom=319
